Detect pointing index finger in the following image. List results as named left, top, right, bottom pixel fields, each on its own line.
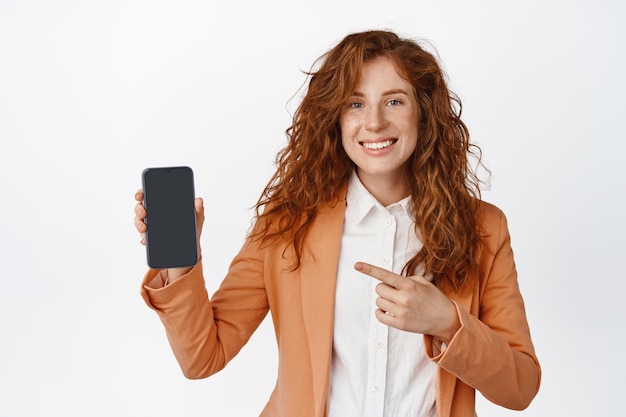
left=354, top=262, right=401, bottom=288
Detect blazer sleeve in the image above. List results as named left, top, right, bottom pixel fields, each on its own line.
left=140, top=236, right=270, bottom=379
left=425, top=206, right=541, bottom=410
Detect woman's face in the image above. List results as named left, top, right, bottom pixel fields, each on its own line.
left=339, top=56, right=419, bottom=190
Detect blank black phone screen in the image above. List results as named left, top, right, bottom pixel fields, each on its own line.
left=142, top=166, right=198, bottom=269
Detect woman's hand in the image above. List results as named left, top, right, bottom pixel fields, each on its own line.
left=134, top=189, right=205, bottom=282
left=354, top=262, right=461, bottom=344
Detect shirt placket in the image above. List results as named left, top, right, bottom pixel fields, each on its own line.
left=364, top=210, right=396, bottom=417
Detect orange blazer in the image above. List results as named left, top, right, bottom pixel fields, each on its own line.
left=141, top=189, right=541, bottom=417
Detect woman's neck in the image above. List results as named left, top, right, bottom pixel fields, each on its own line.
left=356, top=170, right=410, bottom=207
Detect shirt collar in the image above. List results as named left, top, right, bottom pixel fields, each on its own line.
left=345, top=170, right=413, bottom=225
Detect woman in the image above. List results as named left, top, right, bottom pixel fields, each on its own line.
left=134, top=30, right=541, bottom=417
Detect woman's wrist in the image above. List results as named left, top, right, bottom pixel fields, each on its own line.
left=163, top=266, right=193, bottom=285
left=436, top=302, right=461, bottom=345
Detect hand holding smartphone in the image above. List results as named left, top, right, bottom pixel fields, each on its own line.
left=141, top=166, right=199, bottom=269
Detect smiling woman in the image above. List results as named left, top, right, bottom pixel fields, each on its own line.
left=339, top=57, right=419, bottom=206
left=134, top=29, right=541, bottom=417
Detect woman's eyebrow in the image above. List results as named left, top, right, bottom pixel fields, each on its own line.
left=349, top=88, right=411, bottom=97
left=382, top=88, right=410, bottom=96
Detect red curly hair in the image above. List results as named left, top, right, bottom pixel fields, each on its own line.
left=251, top=30, right=485, bottom=291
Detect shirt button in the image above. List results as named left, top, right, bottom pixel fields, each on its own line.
left=373, top=384, right=381, bottom=392
left=374, top=340, right=383, bottom=349
left=384, top=218, right=392, bottom=226
left=381, top=258, right=389, bottom=265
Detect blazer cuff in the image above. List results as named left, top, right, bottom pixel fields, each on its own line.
left=424, top=300, right=466, bottom=361
left=139, top=261, right=204, bottom=311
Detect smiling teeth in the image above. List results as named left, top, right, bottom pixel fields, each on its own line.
left=363, top=140, right=394, bottom=150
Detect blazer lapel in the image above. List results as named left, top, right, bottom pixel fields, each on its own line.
left=300, top=188, right=347, bottom=416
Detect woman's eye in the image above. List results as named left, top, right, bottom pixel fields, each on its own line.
left=388, top=99, right=402, bottom=106
left=349, top=102, right=364, bottom=109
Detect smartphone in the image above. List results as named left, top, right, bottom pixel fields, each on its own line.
left=141, top=166, right=198, bottom=269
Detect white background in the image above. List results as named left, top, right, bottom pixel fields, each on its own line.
left=0, top=0, right=624, bottom=415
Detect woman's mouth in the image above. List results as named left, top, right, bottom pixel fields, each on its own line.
left=360, top=139, right=397, bottom=150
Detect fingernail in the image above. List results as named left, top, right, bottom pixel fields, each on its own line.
left=354, top=262, right=363, bottom=271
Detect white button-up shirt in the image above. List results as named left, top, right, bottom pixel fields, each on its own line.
left=328, top=171, right=437, bottom=417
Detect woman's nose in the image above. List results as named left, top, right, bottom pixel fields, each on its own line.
left=365, top=106, right=387, bottom=131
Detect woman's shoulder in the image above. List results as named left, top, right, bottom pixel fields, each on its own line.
left=476, top=199, right=509, bottom=239
left=477, top=199, right=504, bottom=219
